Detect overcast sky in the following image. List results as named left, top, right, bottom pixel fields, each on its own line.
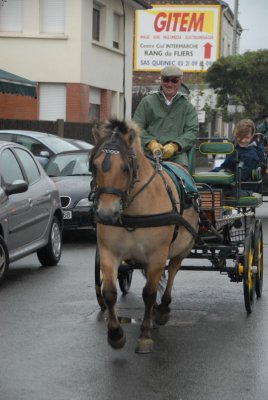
left=224, top=0, right=268, bottom=53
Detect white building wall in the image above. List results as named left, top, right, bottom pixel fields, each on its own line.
left=80, top=0, right=135, bottom=118
left=0, top=0, right=138, bottom=119
left=0, top=0, right=81, bottom=82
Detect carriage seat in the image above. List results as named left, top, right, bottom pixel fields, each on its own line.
left=192, top=170, right=234, bottom=185
left=192, top=141, right=235, bottom=186
left=224, top=192, right=263, bottom=207
left=192, top=141, right=263, bottom=208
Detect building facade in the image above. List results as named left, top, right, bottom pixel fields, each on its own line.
left=0, top=0, right=151, bottom=122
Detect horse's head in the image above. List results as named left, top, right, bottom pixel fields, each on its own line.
left=90, top=119, right=139, bottom=224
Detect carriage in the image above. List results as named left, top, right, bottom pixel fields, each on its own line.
left=91, top=120, right=264, bottom=353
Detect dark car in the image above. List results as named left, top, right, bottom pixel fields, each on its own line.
left=44, top=150, right=94, bottom=231
left=0, top=130, right=79, bottom=166
left=0, top=141, right=63, bottom=285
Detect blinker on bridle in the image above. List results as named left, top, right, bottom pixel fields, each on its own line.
left=92, top=135, right=138, bottom=209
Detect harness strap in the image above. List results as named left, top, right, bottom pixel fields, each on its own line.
left=95, top=212, right=205, bottom=246
left=126, top=168, right=158, bottom=207
left=97, top=187, right=126, bottom=198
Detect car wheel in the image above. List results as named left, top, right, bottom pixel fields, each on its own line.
left=0, top=235, right=9, bottom=284
left=37, top=217, right=62, bottom=266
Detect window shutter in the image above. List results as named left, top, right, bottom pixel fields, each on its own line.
left=0, top=0, right=23, bottom=32
left=39, top=83, right=66, bottom=121
left=89, top=87, right=101, bottom=105
left=40, top=0, right=65, bottom=34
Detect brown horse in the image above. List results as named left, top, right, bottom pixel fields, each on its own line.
left=90, top=119, right=199, bottom=353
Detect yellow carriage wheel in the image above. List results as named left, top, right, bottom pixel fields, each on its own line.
left=254, top=220, right=263, bottom=298
left=243, top=228, right=256, bottom=314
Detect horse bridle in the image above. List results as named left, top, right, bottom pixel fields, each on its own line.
left=90, top=138, right=139, bottom=210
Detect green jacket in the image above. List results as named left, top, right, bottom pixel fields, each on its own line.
left=133, top=91, right=199, bottom=166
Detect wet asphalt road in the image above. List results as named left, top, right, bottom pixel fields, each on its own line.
left=1, top=203, right=268, bottom=400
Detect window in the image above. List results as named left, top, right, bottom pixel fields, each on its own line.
left=113, top=13, right=121, bottom=49
left=0, top=149, right=24, bottom=184
left=89, top=87, right=101, bottom=122
left=40, top=0, right=65, bottom=34
left=92, top=4, right=100, bottom=41
left=0, top=0, right=23, bottom=32
left=0, top=133, right=14, bottom=142
left=221, top=37, right=225, bottom=56
left=89, top=104, right=100, bottom=122
left=15, top=148, right=40, bottom=184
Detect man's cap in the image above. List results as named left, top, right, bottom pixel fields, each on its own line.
left=161, top=66, right=183, bottom=78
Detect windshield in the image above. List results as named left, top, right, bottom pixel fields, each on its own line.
left=45, top=153, right=90, bottom=176
left=40, top=136, right=78, bottom=153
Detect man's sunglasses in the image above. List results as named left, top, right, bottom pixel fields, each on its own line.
left=162, top=77, right=180, bottom=84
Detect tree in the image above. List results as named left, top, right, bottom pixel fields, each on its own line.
left=205, top=49, right=268, bottom=118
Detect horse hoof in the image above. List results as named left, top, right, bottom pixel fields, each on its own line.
left=108, top=334, right=126, bottom=349
left=107, top=326, right=126, bottom=349
left=135, top=338, right=154, bottom=354
left=154, top=310, right=170, bottom=326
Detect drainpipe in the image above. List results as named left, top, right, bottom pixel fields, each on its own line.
left=232, top=0, right=239, bottom=55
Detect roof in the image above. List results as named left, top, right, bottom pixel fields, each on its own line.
left=0, top=129, right=54, bottom=137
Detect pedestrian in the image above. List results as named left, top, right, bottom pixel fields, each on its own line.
left=133, top=65, right=199, bottom=168
left=211, top=119, right=264, bottom=186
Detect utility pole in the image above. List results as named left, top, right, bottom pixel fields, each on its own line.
left=232, top=0, right=239, bottom=55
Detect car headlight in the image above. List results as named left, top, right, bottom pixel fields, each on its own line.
left=76, top=198, right=92, bottom=207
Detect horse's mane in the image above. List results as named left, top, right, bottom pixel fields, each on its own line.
left=94, top=118, right=140, bottom=140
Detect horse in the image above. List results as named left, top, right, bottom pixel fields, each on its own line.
left=89, top=118, right=199, bottom=353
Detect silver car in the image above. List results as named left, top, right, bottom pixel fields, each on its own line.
left=0, top=129, right=79, bottom=166
left=0, top=141, right=63, bottom=284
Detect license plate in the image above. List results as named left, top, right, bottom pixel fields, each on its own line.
left=63, top=210, right=72, bottom=219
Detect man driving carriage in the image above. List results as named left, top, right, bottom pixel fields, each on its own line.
left=133, top=66, right=199, bottom=168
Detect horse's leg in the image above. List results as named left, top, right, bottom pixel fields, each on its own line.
left=154, top=257, right=182, bottom=326
left=135, top=262, right=164, bottom=354
left=101, top=259, right=126, bottom=349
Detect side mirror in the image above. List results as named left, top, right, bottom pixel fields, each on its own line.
left=39, top=150, right=50, bottom=158
left=5, top=180, right=28, bottom=196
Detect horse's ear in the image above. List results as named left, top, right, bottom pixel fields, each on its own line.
left=92, top=122, right=109, bottom=143
left=92, top=123, right=102, bottom=144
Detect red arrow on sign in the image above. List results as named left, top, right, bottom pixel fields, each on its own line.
left=204, top=43, right=213, bottom=59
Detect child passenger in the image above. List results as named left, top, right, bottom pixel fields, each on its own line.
left=212, top=119, right=264, bottom=183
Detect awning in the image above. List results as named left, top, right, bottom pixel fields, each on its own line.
left=0, top=69, right=37, bottom=98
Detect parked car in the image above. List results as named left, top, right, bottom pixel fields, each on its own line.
left=0, top=130, right=79, bottom=166
left=44, top=149, right=94, bottom=231
left=0, top=141, right=63, bottom=285
left=64, top=138, right=93, bottom=150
